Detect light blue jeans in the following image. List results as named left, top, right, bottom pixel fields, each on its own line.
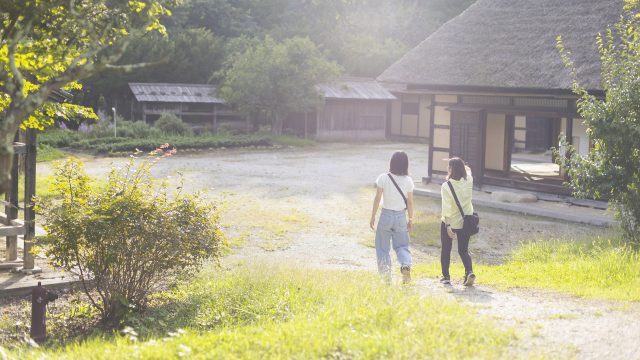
left=375, top=208, right=412, bottom=275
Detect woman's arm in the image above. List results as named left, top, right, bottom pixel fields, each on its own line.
left=406, top=192, right=414, bottom=231
left=370, top=187, right=383, bottom=230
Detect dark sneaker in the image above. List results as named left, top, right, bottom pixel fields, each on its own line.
left=400, top=266, right=411, bottom=284
left=439, top=276, right=451, bottom=285
left=463, top=272, right=476, bottom=287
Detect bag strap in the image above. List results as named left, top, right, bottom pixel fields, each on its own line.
left=387, top=173, right=407, bottom=209
left=446, top=181, right=466, bottom=217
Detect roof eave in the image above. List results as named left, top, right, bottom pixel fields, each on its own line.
left=404, top=83, right=605, bottom=98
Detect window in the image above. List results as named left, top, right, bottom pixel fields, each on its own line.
left=401, top=102, right=419, bottom=115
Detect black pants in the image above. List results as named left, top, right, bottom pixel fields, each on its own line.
left=440, top=221, right=473, bottom=278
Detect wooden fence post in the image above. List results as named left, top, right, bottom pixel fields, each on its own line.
left=4, top=132, right=20, bottom=261
left=22, top=128, right=37, bottom=272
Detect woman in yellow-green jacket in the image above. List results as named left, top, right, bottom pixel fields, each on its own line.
left=440, top=157, right=475, bottom=286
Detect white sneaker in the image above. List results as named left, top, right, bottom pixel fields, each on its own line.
left=463, top=273, right=476, bottom=287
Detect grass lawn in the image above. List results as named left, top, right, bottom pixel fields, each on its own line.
left=8, top=265, right=513, bottom=359
left=37, top=144, right=69, bottom=162
left=414, top=236, right=640, bottom=302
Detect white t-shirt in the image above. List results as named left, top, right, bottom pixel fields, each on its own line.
left=376, top=173, right=415, bottom=211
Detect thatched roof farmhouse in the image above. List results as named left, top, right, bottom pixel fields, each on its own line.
left=378, top=0, right=623, bottom=194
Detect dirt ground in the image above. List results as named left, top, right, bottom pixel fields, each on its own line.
left=36, top=141, right=640, bottom=359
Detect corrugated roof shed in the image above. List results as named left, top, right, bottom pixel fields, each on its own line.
left=128, top=83, right=225, bottom=103
left=378, top=0, right=623, bottom=91
left=317, top=77, right=396, bottom=100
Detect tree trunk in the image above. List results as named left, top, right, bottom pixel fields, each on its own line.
left=272, top=112, right=284, bottom=136
left=0, top=130, right=16, bottom=195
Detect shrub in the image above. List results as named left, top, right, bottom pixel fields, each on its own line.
left=154, top=113, right=190, bottom=136
left=35, top=148, right=225, bottom=324
left=39, top=129, right=81, bottom=148
left=557, top=7, right=640, bottom=247
left=115, top=120, right=162, bottom=139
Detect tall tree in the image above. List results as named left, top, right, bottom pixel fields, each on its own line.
left=219, top=36, right=340, bottom=135
left=0, top=0, right=170, bottom=194
left=557, top=1, right=640, bottom=247
left=83, top=27, right=223, bottom=108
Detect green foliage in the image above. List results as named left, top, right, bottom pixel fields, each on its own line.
left=115, top=120, right=162, bottom=139
left=84, top=28, right=224, bottom=107
left=61, top=135, right=271, bottom=154
left=38, top=129, right=82, bottom=148
left=154, top=113, right=191, bottom=136
left=34, top=152, right=225, bottom=323
left=10, top=266, right=512, bottom=358
left=220, top=36, right=341, bottom=135
left=557, top=4, right=640, bottom=247
left=0, top=0, right=169, bottom=193
left=415, top=235, right=640, bottom=301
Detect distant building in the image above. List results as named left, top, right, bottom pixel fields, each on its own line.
left=286, top=77, right=396, bottom=140
left=128, top=83, right=241, bottom=130
left=378, top=0, right=622, bottom=194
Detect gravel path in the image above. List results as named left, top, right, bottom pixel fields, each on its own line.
left=38, top=142, right=640, bottom=359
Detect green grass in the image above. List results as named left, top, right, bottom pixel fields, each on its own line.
left=215, top=193, right=313, bottom=252
left=414, top=236, right=640, bottom=301
left=410, top=210, right=442, bottom=247
left=37, top=144, right=68, bottom=162
left=8, top=266, right=513, bottom=359
left=17, top=174, right=56, bottom=203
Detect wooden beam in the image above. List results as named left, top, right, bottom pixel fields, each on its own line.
left=0, top=225, right=26, bottom=237
left=0, top=214, right=23, bottom=226
left=12, top=142, right=26, bottom=155
left=428, top=95, right=436, bottom=179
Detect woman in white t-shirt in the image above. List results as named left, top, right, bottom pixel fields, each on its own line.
left=369, top=151, right=414, bottom=284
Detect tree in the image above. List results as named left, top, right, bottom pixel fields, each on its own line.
left=557, top=2, right=640, bottom=247
left=219, top=36, right=340, bottom=135
left=0, top=0, right=170, bottom=194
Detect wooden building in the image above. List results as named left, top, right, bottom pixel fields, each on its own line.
left=128, top=83, right=241, bottom=130
left=285, top=77, right=396, bottom=140
left=377, top=0, right=622, bottom=194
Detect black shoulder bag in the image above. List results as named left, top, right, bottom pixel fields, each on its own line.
left=387, top=173, right=407, bottom=210
left=446, top=181, right=479, bottom=236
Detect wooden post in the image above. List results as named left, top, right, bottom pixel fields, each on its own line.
left=142, top=102, right=147, bottom=124
left=213, top=104, right=218, bottom=132
left=22, top=128, right=37, bottom=271
left=5, top=132, right=19, bottom=261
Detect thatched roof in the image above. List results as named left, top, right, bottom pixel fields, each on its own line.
left=378, top=0, right=623, bottom=92
left=317, top=77, right=396, bottom=100
left=129, top=83, right=224, bottom=103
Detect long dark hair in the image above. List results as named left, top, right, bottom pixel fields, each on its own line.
left=389, top=151, right=409, bottom=176
left=447, top=157, right=467, bottom=181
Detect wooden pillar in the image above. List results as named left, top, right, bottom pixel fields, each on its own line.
left=22, top=128, right=37, bottom=271
left=142, top=102, right=147, bottom=124
left=213, top=104, right=218, bottom=132
left=5, top=132, right=19, bottom=261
